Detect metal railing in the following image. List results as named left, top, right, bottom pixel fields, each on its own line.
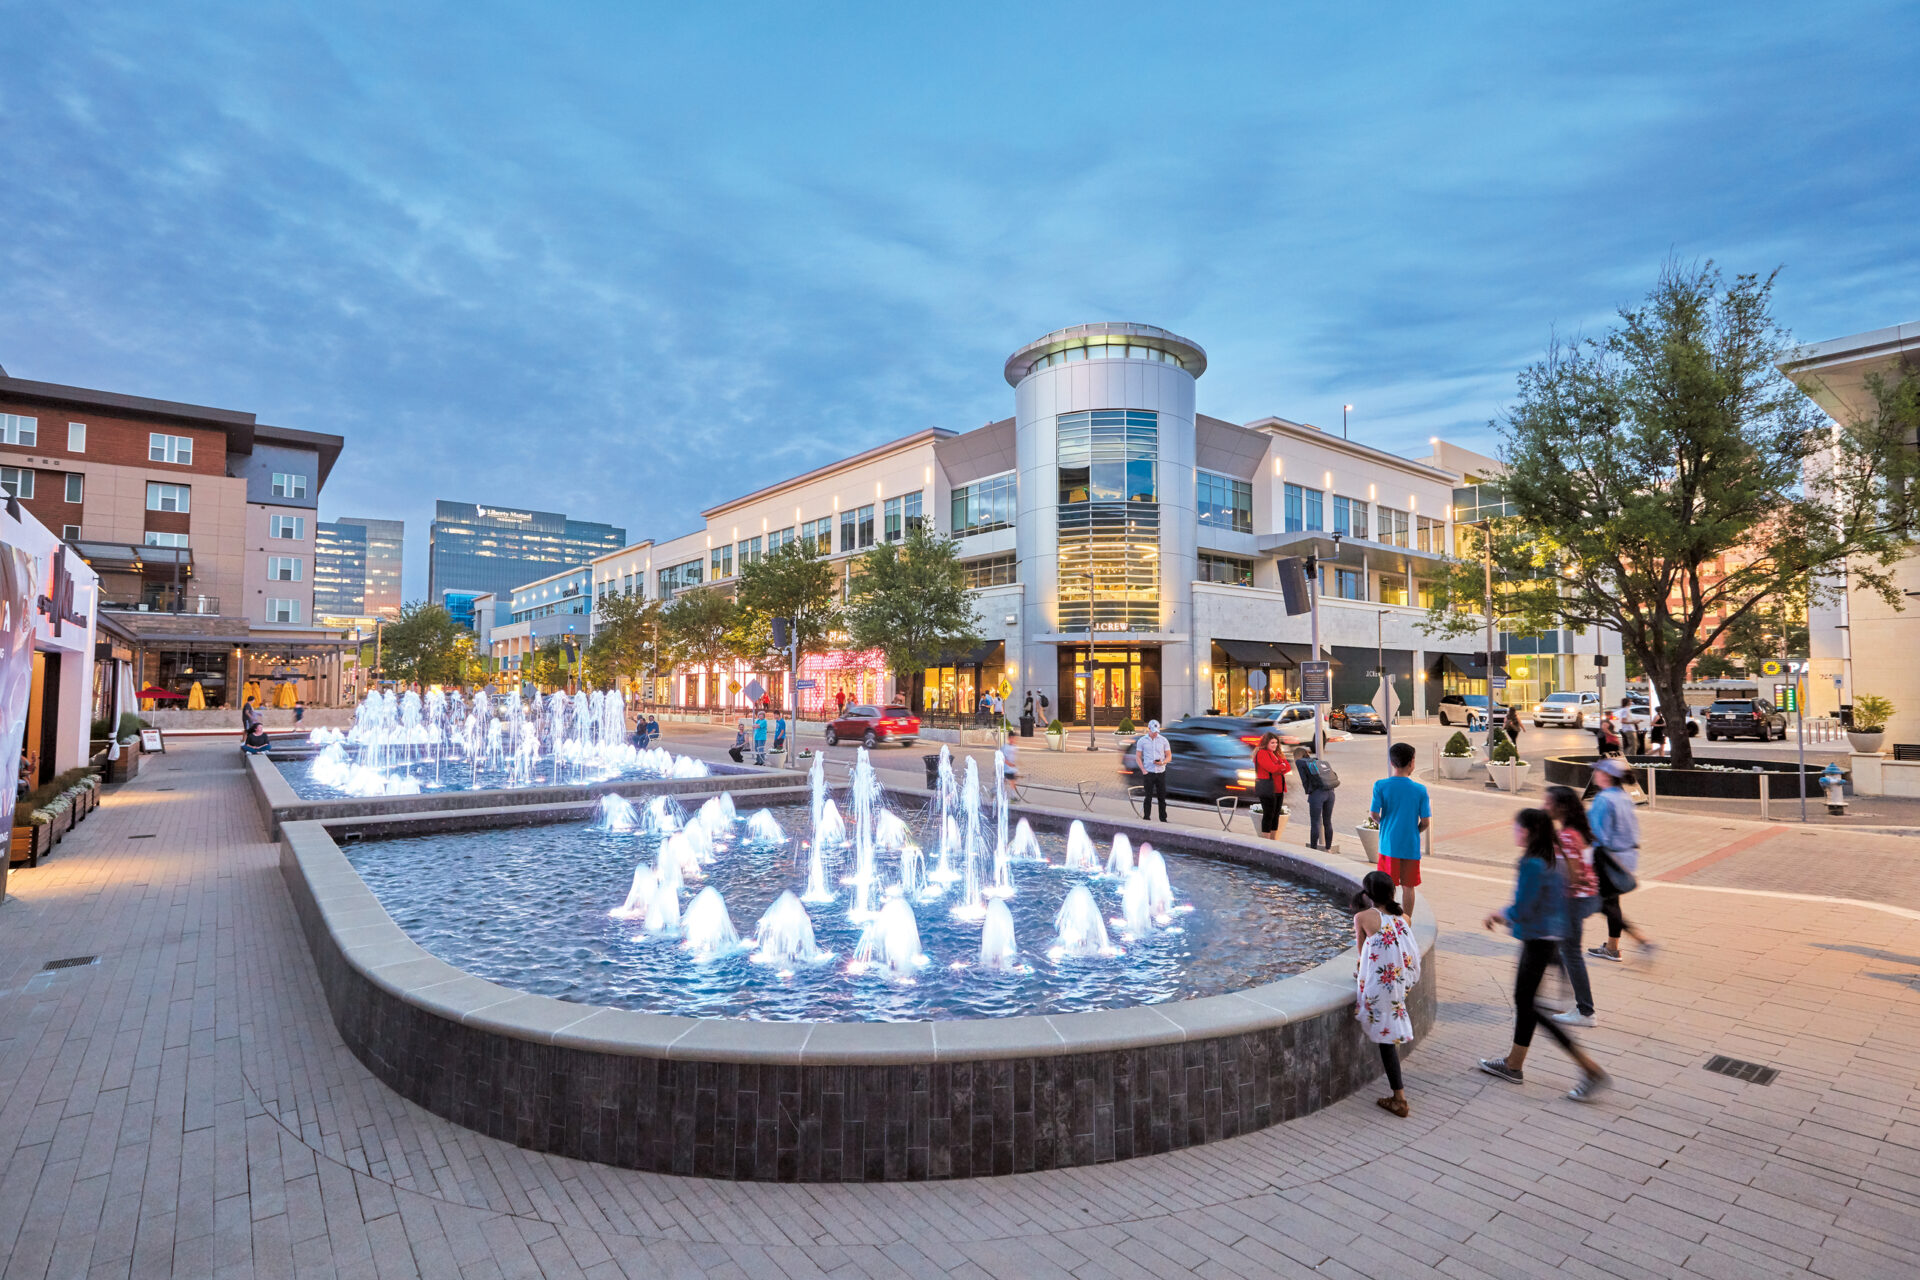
left=102, top=591, right=221, bottom=616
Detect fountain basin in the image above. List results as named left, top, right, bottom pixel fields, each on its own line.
left=281, top=787, right=1436, bottom=1181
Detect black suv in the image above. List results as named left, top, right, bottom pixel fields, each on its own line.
left=1704, top=698, right=1787, bottom=742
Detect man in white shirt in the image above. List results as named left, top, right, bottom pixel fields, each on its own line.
left=1136, top=719, right=1172, bottom=821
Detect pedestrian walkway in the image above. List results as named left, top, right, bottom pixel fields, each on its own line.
left=1, top=739, right=1916, bottom=1277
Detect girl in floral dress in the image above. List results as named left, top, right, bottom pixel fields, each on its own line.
left=1354, top=869, right=1421, bottom=1117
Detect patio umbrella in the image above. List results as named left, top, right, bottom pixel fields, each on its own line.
left=115, top=663, right=139, bottom=728
left=137, top=686, right=186, bottom=701
left=186, top=682, right=206, bottom=710
left=276, top=682, right=297, bottom=708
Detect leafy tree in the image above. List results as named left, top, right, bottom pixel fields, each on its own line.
left=1422, top=263, right=1920, bottom=767
left=662, top=586, right=740, bottom=704
left=588, top=590, right=676, bottom=695
left=1716, top=583, right=1808, bottom=675
left=365, top=601, right=480, bottom=687
left=843, top=526, right=982, bottom=711
left=1691, top=651, right=1737, bottom=680
left=521, top=638, right=574, bottom=692
left=732, top=541, right=840, bottom=675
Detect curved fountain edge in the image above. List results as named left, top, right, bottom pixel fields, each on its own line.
left=279, top=788, right=1438, bottom=1179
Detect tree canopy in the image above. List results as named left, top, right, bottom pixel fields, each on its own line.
left=521, top=637, right=574, bottom=692
left=585, top=589, right=674, bottom=692
left=662, top=585, right=740, bottom=682
left=366, top=601, right=481, bottom=687
left=731, top=541, right=840, bottom=664
left=1423, top=263, right=1920, bottom=766
left=843, top=527, right=982, bottom=708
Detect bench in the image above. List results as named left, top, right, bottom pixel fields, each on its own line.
left=1126, top=787, right=1264, bottom=831
left=1007, top=778, right=1100, bottom=811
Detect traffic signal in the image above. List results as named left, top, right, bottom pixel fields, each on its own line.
left=771, top=617, right=791, bottom=649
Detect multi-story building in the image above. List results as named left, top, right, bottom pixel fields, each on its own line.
left=427, top=500, right=624, bottom=626
left=0, top=366, right=354, bottom=707
left=486, top=565, right=593, bottom=679
left=336, top=515, right=403, bottom=618
left=314, top=519, right=368, bottom=622
left=548, top=321, right=1617, bottom=722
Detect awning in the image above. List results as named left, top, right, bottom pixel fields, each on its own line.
left=931, top=639, right=1005, bottom=667
left=1213, top=639, right=1298, bottom=669
left=1433, top=651, right=1508, bottom=678
left=1277, top=643, right=1342, bottom=669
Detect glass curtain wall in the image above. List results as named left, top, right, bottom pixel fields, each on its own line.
left=1056, top=410, right=1160, bottom=632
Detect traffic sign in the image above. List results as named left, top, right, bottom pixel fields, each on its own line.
left=1490, top=675, right=1509, bottom=691
left=1300, top=661, right=1332, bottom=704
left=727, top=680, right=742, bottom=695
left=795, top=679, right=818, bottom=690
left=1761, top=659, right=1782, bottom=676
left=1245, top=669, right=1269, bottom=691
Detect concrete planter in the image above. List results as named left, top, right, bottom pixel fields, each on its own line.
left=1487, top=761, right=1531, bottom=792
left=1438, top=755, right=1474, bottom=780
left=1846, top=730, right=1886, bottom=755
left=1045, top=730, right=1066, bottom=752
left=1355, top=825, right=1380, bottom=862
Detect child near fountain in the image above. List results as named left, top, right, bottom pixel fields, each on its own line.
left=1353, top=869, right=1420, bottom=1118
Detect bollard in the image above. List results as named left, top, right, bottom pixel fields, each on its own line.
left=1756, top=766, right=1769, bottom=822
left=1646, top=764, right=1657, bottom=810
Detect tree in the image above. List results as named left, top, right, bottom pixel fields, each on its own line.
left=1716, top=583, right=1808, bottom=675
left=662, top=586, right=739, bottom=705
left=367, top=601, right=480, bottom=687
left=1422, top=263, right=1920, bottom=767
left=1691, top=651, right=1738, bottom=680
left=733, top=540, right=841, bottom=675
left=587, top=590, right=675, bottom=695
left=521, top=638, right=574, bottom=692
left=843, top=526, right=982, bottom=712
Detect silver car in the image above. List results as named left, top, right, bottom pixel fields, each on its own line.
left=1532, top=690, right=1602, bottom=728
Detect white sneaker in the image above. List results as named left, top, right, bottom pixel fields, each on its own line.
left=1551, top=1010, right=1595, bottom=1028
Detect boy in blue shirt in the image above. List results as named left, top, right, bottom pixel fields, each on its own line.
left=1369, top=742, right=1431, bottom=919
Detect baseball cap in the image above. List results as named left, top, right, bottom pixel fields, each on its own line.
left=1147, top=719, right=1161, bottom=731
left=1592, top=758, right=1629, bottom=778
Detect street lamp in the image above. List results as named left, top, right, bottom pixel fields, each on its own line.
left=1343, top=404, right=1353, bottom=439
left=1377, top=607, right=1393, bottom=750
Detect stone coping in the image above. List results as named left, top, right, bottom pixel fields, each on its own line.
left=245, top=751, right=800, bottom=836
left=282, top=785, right=1435, bottom=1067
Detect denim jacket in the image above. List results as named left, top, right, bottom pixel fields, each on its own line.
left=1503, top=855, right=1569, bottom=941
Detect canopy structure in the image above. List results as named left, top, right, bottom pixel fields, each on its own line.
left=1212, top=638, right=1298, bottom=668
left=1433, top=651, right=1508, bottom=678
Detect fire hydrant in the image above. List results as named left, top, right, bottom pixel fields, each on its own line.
left=1820, top=762, right=1849, bottom=816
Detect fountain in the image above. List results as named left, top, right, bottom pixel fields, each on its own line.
left=1116, top=869, right=1155, bottom=940
left=642, top=795, right=684, bottom=835
left=1062, top=820, right=1100, bottom=873
left=1139, top=844, right=1176, bottom=922
left=752, top=891, right=829, bottom=970
left=654, top=835, right=686, bottom=896
left=1008, top=818, right=1043, bottom=862
left=607, top=864, right=657, bottom=920
left=977, top=899, right=1021, bottom=972
left=847, top=750, right=883, bottom=920
left=815, top=798, right=847, bottom=848
left=640, top=879, right=682, bottom=937
left=746, top=810, right=785, bottom=843
left=954, top=758, right=987, bottom=920
left=682, top=887, right=742, bottom=961
left=1049, top=885, right=1121, bottom=959
left=929, top=747, right=960, bottom=884
left=596, top=795, right=640, bottom=832
left=849, top=897, right=927, bottom=978
left=1105, top=833, right=1134, bottom=878
left=875, top=810, right=911, bottom=850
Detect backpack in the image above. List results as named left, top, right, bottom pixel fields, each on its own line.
left=1318, top=764, right=1341, bottom=791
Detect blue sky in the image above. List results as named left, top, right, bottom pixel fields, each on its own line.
left=4, top=2, right=1915, bottom=600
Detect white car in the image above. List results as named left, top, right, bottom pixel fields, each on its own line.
left=1242, top=702, right=1344, bottom=745
left=1532, top=690, right=1601, bottom=728
left=1617, top=696, right=1703, bottom=739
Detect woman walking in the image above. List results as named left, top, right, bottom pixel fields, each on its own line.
left=1649, top=710, right=1668, bottom=757
left=1587, top=759, right=1654, bottom=961
left=1544, top=785, right=1600, bottom=1027
left=1254, top=732, right=1291, bottom=839
left=1479, top=808, right=1609, bottom=1100
left=1354, top=870, right=1420, bottom=1117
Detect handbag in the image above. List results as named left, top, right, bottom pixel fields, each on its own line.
left=1254, top=775, right=1275, bottom=799
left=1593, top=844, right=1638, bottom=896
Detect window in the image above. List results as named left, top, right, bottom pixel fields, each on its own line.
left=1057, top=410, right=1157, bottom=505
left=0, top=467, right=33, bottom=499
left=146, top=481, right=189, bottom=512
left=951, top=472, right=1017, bottom=534
left=67, top=422, right=85, bottom=452
left=1056, top=410, right=1160, bottom=632
left=883, top=492, right=923, bottom=541
left=1376, top=506, right=1410, bottom=547
left=1417, top=515, right=1445, bottom=554
left=0, top=414, right=37, bottom=446
left=271, top=472, right=308, bottom=499
left=268, top=514, right=303, bottom=539
left=1196, top=472, right=1253, bottom=533
left=800, top=517, right=834, bottom=554
left=61, top=473, right=82, bottom=503
left=623, top=572, right=635, bottom=593
left=1283, top=483, right=1322, bottom=532
left=268, top=556, right=303, bottom=581
left=144, top=531, right=189, bottom=548
left=656, top=559, right=703, bottom=601
left=1333, top=496, right=1368, bottom=540
left=61, top=524, right=80, bottom=541
left=961, top=553, right=1017, bottom=588
left=710, top=544, right=732, bottom=578
left=1022, top=337, right=1188, bottom=375
left=768, top=526, right=795, bottom=552
left=266, top=598, right=301, bottom=624
left=1198, top=552, right=1254, bottom=586
left=737, top=535, right=762, bottom=567
left=840, top=504, right=875, bottom=552
left=148, top=433, right=194, bottom=465
left=1334, top=568, right=1366, bottom=600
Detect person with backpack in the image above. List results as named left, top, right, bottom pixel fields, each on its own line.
left=1369, top=741, right=1430, bottom=921
left=1293, top=745, right=1338, bottom=852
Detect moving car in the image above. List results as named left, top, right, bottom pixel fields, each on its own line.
left=1531, top=690, right=1601, bottom=728
left=822, top=705, right=920, bottom=747
left=1704, top=698, right=1787, bottom=742
left=1120, top=722, right=1259, bottom=801
left=1438, top=693, right=1507, bottom=727
left=1331, top=703, right=1385, bottom=734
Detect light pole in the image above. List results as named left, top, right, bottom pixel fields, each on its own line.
left=1377, top=607, right=1393, bottom=750
left=1342, top=404, right=1353, bottom=439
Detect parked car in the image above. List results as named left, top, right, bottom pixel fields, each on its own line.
left=1438, top=693, right=1507, bottom=728
left=1613, top=695, right=1703, bottom=739
left=1120, top=723, right=1258, bottom=801
left=822, top=705, right=920, bottom=747
left=1241, top=702, right=1335, bottom=744
left=1704, top=698, right=1787, bottom=742
left=1531, top=690, right=1602, bottom=728
left=1330, top=703, right=1385, bottom=734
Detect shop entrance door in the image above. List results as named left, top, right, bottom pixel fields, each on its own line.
left=1062, top=648, right=1155, bottom=726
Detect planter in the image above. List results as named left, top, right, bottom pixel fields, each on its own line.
left=1847, top=730, right=1886, bottom=755
left=1487, top=761, right=1531, bottom=792
left=1045, top=731, right=1065, bottom=752
left=10, top=822, right=51, bottom=867
left=1438, top=755, right=1475, bottom=780
left=1355, top=825, right=1380, bottom=862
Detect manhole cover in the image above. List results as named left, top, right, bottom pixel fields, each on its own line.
left=42, top=956, right=98, bottom=971
left=1704, top=1054, right=1778, bottom=1086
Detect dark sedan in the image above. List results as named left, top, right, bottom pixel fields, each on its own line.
left=1120, top=723, right=1260, bottom=801
left=1331, top=703, right=1386, bottom=734
left=823, top=705, right=920, bottom=747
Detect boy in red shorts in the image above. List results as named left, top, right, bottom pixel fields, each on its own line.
left=1370, top=741, right=1431, bottom=918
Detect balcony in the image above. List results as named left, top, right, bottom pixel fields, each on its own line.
left=102, top=589, right=221, bottom=616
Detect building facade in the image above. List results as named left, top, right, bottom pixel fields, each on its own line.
left=0, top=368, right=354, bottom=707
left=314, top=519, right=368, bottom=621
left=427, top=500, right=624, bottom=625
left=486, top=565, right=593, bottom=678
left=335, top=515, right=403, bottom=618
left=542, top=322, right=1617, bottom=722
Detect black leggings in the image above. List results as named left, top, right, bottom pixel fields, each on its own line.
left=1259, top=790, right=1283, bottom=833
left=1378, top=1043, right=1403, bottom=1092
left=1513, top=939, right=1579, bottom=1052
left=1601, top=893, right=1629, bottom=941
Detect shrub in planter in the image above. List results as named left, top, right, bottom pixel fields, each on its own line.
left=1849, top=693, right=1893, bottom=753
left=1489, top=730, right=1519, bottom=763
left=1439, top=729, right=1476, bottom=779
left=1443, top=730, right=1473, bottom=757
left=1116, top=717, right=1136, bottom=735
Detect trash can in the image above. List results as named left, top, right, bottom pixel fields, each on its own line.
left=1019, top=713, right=1035, bottom=738
left=923, top=754, right=942, bottom=789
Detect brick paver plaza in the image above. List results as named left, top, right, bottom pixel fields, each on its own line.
left=2, top=734, right=1917, bottom=1278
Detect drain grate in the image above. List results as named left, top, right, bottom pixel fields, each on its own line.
left=1705, top=1055, right=1778, bottom=1086
left=127, top=834, right=156, bottom=840
left=155, top=787, right=176, bottom=792
left=42, top=956, right=98, bottom=971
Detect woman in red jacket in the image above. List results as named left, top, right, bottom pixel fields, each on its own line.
left=1254, top=732, right=1291, bottom=839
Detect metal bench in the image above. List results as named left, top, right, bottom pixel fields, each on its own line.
left=1126, top=787, right=1253, bottom=831
left=1008, top=778, right=1100, bottom=810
